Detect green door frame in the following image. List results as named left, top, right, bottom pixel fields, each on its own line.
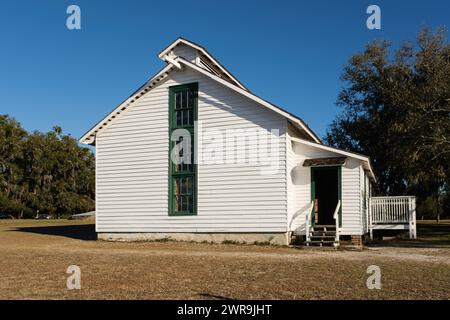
left=310, top=166, right=342, bottom=227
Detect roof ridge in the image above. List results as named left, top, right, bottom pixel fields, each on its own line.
left=158, top=37, right=248, bottom=91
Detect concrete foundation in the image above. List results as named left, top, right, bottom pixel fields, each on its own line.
left=98, top=232, right=289, bottom=245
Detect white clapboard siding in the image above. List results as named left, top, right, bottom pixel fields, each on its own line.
left=287, top=140, right=363, bottom=235
left=96, top=67, right=287, bottom=233
left=365, top=171, right=370, bottom=232
left=286, top=138, right=297, bottom=231
left=360, top=166, right=367, bottom=233
left=341, top=158, right=363, bottom=235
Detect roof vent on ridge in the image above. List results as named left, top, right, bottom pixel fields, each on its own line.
left=158, top=38, right=248, bottom=91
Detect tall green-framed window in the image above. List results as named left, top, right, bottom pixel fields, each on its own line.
left=169, top=83, right=198, bottom=216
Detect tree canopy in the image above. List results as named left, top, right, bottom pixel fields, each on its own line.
left=326, top=27, right=450, bottom=218
left=0, top=115, right=95, bottom=218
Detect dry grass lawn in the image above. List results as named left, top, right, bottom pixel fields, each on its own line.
left=0, top=219, right=449, bottom=300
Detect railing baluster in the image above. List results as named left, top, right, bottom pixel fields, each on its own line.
left=387, top=199, right=390, bottom=222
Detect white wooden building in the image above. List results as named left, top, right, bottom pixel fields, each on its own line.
left=80, top=38, right=416, bottom=246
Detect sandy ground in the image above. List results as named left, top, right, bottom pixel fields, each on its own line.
left=0, top=219, right=449, bottom=299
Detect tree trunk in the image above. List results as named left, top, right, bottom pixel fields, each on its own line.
left=436, top=192, right=440, bottom=225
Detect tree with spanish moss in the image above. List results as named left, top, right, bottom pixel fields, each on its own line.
left=326, top=27, right=450, bottom=219
left=0, top=115, right=95, bottom=218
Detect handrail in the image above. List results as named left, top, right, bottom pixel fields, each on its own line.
left=369, top=196, right=415, bottom=200
left=305, top=200, right=314, bottom=243
left=333, top=200, right=341, bottom=245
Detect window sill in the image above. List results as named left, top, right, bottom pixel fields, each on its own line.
left=168, top=212, right=197, bottom=217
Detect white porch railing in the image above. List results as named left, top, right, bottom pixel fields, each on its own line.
left=305, top=200, right=314, bottom=243
left=333, top=200, right=341, bottom=246
left=369, top=196, right=417, bottom=239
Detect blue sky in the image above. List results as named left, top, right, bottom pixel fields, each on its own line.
left=0, top=0, right=448, bottom=140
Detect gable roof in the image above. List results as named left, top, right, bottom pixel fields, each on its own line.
left=79, top=38, right=321, bottom=145
left=176, top=57, right=321, bottom=143
left=79, top=63, right=175, bottom=145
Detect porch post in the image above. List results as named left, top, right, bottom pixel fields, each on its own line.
left=413, top=197, right=417, bottom=239
left=408, top=197, right=417, bottom=239
left=368, top=197, right=373, bottom=240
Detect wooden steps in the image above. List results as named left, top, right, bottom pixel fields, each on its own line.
left=306, top=225, right=339, bottom=247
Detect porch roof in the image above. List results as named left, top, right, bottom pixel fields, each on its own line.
left=290, top=137, right=376, bottom=182
left=303, top=157, right=347, bottom=167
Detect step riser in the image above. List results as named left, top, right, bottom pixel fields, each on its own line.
left=305, top=226, right=339, bottom=247
left=290, top=234, right=339, bottom=247
left=306, top=242, right=338, bottom=247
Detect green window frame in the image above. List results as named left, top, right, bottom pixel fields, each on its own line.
left=169, top=83, right=198, bottom=216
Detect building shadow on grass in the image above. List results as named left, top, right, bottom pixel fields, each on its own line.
left=367, top=222, right=450, bottom=248
left=197, top=293, right=235, bottom=300
left=13, top=224, right=97, bottom=241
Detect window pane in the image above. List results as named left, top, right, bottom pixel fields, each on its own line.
left=184, top=196, right=189, bottom=212
left=182, top=92, right=187, bottom=108
left=178, top=136, right=184, bottom=156
left=175, top=177, right=192, bottom=196
left=176, top=111, right=182, bottom=126
left=173, top=136, right=194, bottom=173
left=187, top=196, right=192, bottom=213
left=173, top=137, right=181, bottom=172
left=182, top=109, right=188, bottom=126
left=184, top=177, right=189, bottom=194
left=187, top=178, right=192, bottom=194
left=175, top=90, right=194, bottom=111
left=188, top=109, right=193, bottom=125
left=180, top=195, right=185, bottom=211
left=174, top=176, right=194, bottom=212
left=188, top=91, right=195, bottom=108
left=175, top=92, right=181, bottom=109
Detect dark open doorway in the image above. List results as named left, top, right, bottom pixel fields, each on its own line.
left=311, top=166, right=341, bottom=226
